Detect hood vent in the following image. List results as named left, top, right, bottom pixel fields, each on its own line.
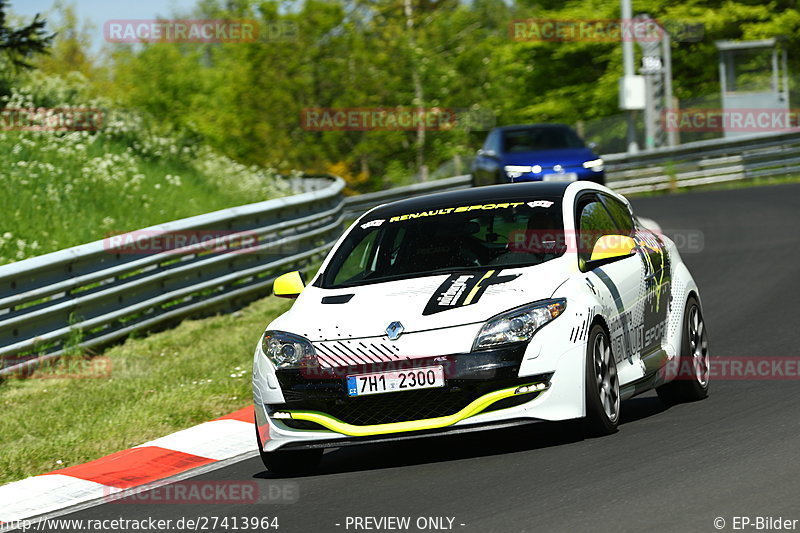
left=321, top=294, right=355, bottom=304
left=313, top=339, right=403, bottom=368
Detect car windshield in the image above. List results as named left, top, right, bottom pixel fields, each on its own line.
left=319, top=199, right=566, bottom=289
left=502, top=127, right=585, bottom=153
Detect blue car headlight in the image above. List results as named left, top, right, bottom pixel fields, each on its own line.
left=473, top=299, right=566, bottom=350
left=261, top=331, right=316, bottom=369
left=504, top=164, right=542, bottom=178
left=582, top=158, right=604, bottom=172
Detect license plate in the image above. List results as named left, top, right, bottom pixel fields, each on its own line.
left=346, top=366, right=445, bottom=397
left=543, top=172, right=577, bottom=182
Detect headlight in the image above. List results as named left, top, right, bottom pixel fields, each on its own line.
left=473, top=299, right=566, bottom=350
left=261, top=331, right=316, bottom=369
left=503, top=165, right=542, bottom=178
left=504, top=165, right=530, bottom=178
left=582, top=158, right=604, bottom=172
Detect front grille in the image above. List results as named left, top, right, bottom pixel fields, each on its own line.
left=280, top=386, right=542, bottom=430
left=271, top=345, right=550, bottom=429
left=273, top=375, right=540, bottom=427
left=323, top=387, right=474, bottom=426
left=276, top=387, right=477, bottom=427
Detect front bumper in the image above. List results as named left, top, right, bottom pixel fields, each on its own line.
left=274, top=381, right=550, bottom=437
left=503, top=168, right=604, bottom=183
left=254, top=337, right=587, bottom=451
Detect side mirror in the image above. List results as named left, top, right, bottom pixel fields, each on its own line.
left=273, top=271, right=305, bottom=299
left=583, top=235, right=637, bottom=270
left=478, top=148, right=498, bottom=158
left=588, top=141, right=598, bottom=151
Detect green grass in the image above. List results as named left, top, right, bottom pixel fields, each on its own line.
left=0, top=72, right=291, bottom=265
left=0, top=294, right=293, bottom=484
left=0, top=131, right=289, bottom=264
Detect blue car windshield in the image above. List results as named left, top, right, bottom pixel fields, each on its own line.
left=503, top=127, right=585, bottom=153
left=319, top=199, right=566, bottom=289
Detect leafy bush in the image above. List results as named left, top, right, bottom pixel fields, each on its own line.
left=0, top=72, right=293, bottom=264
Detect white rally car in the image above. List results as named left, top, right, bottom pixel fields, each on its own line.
left=253, top=181, right=709, bottom=473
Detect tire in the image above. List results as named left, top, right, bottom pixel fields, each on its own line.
left=656, top=296, right=710, bottom=405
left=256, top=426, right=323, bottom=475
left=584, top=324, right=620, bottom=436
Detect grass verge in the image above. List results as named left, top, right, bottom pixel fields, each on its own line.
left=0, top=294, right=293, bottom=485
left=0, top=72, right=291, bottom=265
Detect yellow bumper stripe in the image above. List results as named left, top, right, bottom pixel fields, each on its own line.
left=282, top=383, right=541, bottom=437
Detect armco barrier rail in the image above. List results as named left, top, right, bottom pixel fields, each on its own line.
left=605, top=130, right=800, bottom=194
left=0, top=174, right=471, bottom=377
left=343, top=174, right=472, bottom=218
left=2, top=129, right=799, bottom=377
left=0, top=177, right=345, bottom=377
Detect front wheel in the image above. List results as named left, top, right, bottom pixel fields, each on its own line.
left=656, top=296, right=710, bottom=405
left=256, top=426, right=323, bottom=475
left=584, top=325, right=620, bottom=436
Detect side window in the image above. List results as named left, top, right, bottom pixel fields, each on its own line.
left=601, top=196, right=635, bottom=236
left=577, top=196, right=620, bottom=264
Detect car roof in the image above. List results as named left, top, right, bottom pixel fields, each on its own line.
left=365, top=182, right=574, bottom=219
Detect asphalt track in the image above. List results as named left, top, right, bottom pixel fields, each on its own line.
left=56, top=183, right=800, bottom=533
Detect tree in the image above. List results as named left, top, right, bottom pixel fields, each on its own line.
left=100, top=0, right=800, bottom=189
left=0, top=0, right=55, bottom=70
left=35, top=1, right=95, bottom=77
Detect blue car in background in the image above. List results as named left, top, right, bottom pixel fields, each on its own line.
left=471, top=123, right=605, bottom=186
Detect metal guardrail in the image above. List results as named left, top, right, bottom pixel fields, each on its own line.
left=343, top=174, right=472, bottom=218
left=0, top=174, right=472, bottom=377
left=3, top=128, right=799, bottom=377
left=0, top=178, right=346, bottom=377
left=605, top=131, right=800, bottom=194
